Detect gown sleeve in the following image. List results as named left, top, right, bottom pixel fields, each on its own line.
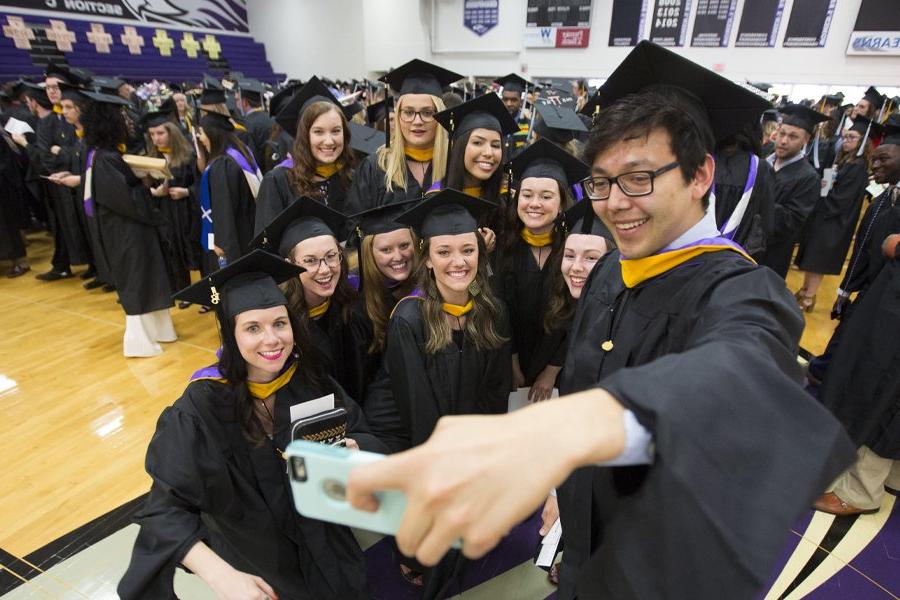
left=117, top=404, right=215, bottom=600
left=254, top=168, right=288, bottom=235
left=208, top=156, right=248, bottom=262
left=93, top=153, right=164, bottom=226
left=344, top=154, right=383, bottom=215
left=821, top=161, right=868, bottom=220
left=772, top=167, right=819, bottom=243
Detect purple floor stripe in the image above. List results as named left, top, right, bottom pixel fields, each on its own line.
left=842, top=499, right=900, bottom=596
left=759, top=510, right=818, bottom=597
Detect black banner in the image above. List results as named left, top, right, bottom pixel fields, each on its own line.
left=690, top=0, right=737, bottom=47
left=608, top=0, right=647, bottom=47
left=783, top=0, right=835, bottom=47
left=648, top=0, right=689, bottom=46
left=847, top=0, right=900, bottom=55
left=734, top=0, right=785, bottom=47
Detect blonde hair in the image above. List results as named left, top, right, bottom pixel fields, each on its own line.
left=376, top=94, right=448, bottom=193
left=145, top=121, right=193, bottom=168
left=361, top=231, right=419, bottom=354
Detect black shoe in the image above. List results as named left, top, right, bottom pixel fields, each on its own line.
left=102, top=283, right=116, bottom=293
left=79, top=268, right=97, bottom=280
left=36, top=269, right=73, bottom=281
left=178, top=301, right=191, bottom=309
left=6, top=264, right=30, bottom=278
left=83, top=278, right=104, bottom=290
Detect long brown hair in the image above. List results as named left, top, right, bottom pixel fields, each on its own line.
left=416, top=235, right=507, bottom=354
left=835, top=137, right=873, bottom=169
left=145, top=121, right=192, bottom=168
left=361, top=231, right=419, bottom=354
left=287, top=101, right=355, bottom=199
left=497, top=181, right=571, bottom=277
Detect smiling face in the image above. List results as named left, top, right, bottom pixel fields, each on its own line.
left=44, top=77, right=62, bottom=105
left=426, top=232, right=478, bottom=301
left=234, top=305, right=293, bottom=383
left=292, top=234, right=341, bottom=306
left=463, top=128, right=502, bottom=184
left=871, top=143, right=900, bottom=185
left=852, top=98, right=871, bottom=120
left=591, top=127, right=711, bottom=260
left=561, top=233, right=610, bottom=299
left=309, top=108, right=344, bottom=165
left=774, top=123, right=809, bottom=160
left=148, top=123, right=171, bottom=148
left=60, top=99, right=80, bottom=126
left=372, top=228, right=414, bottom=282
left=398, top=94, right=438, bottom=150
left=501, top=91, right=522, bottom=116
left=517, top=177, right=561, bottom=234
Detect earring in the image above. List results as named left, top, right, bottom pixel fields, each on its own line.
left=292, top=343, right=301, bottom=360
left=467, top=279, right=481, bottom=296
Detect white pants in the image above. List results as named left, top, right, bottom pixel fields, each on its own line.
left=830, top=446, right=900, bottom=510
left=123, top=309, right=177, bottom=357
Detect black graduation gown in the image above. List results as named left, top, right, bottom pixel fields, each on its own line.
left=497, top=240, right=567, bottom=384
left=712, top=150, right=775, bottom=260
left=253, top=165, right=349, bottom=235
left=155, top=155, right=200, bottom=291
left=344, top=152, right=433, bottom=214
left=36, top=112, right=92, bottom=265
left=90, top=149, right=172, bottom=314
left=807, top=134, right=838, bottom=177
left=307, top=303, right=373, bottom=407
left=795, top=159, right=869, bottom=274
left=555, top=250, right=854, bottom=600
left=262, top=129, right=293, bottom=174
left=841, top=188, right=899, bottom=296
left=364, top=297, right=512, bottom=451
left=0, top=132, right=28, bottom=260
left=243, top=109, right=274, bottom=170
left=206, top=153, right=256, bottom=263
left=117, top=374, right=376, bottom=600
left=69, top=139, right=115, bottom=285
left=759, top=156, right=820, bottom=278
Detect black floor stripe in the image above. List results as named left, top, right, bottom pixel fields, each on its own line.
left=778, top=513, right=860, bottom=599
left=0, top=493, right=147, bottom=594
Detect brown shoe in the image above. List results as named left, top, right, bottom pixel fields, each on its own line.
left=813, top=492, right=879, bottom=516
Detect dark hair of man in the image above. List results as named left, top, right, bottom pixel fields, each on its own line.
left=583, top=89, right=713, bottom=209
left=415, top=234, right=507, bottom=354
left=26, top=88, right=53, bottom=110
left=287, top=101, right=355, bottom=200
left=81, top=101, right=127, bottom=151
left=243, top=95, right=262, bottom=109
left=715, top=121, right=762, bottom=156
left=444, top=127, right=504, bottom=200
left=218, top=305, right=330, bottom=445
left=441, top=91, right=464, bottom=109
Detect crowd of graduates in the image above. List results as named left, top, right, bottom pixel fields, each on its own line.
left=0, top=45, right=898, bottom=600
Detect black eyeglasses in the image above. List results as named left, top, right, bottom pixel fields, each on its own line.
left=398, top=107, right=436, bottom=123
left=580, top=161, right=680, bottom=201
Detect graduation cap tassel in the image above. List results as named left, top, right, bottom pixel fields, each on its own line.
left=384, top=105, right=390, bottom=149
left=857, top=120, right=873, bottom=158
left=812, top=128, right=821, bottom=170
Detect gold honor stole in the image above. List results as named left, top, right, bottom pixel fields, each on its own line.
left=520, top=228, right=553, bottom=248
left=405, top=146, right=434, bottom=162
left=620, top=239, right=755, bottom=289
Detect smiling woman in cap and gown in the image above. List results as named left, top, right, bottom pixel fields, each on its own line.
left=117, top=250, right=380, bottom=600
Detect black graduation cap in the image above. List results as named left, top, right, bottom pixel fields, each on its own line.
left=58, top=81, right=86, bottom=102
left=78, top=88, right=132, bottom=106
left=822, top=92, right=844, bottom=106
left=495, top=73, right=530, bottom=95
left=863, top=86, right=884, bottom=110
left=238, top=79, right=265, bottom=101
left=379, top=59, right=463, bottom=97
left=761, top=108, right=779, bottom=123
left=847, top=115, right=880, bottom=136
left=779, top=103, right=829, bottom=135
left=173, top=249, right=303, bottom=318
left=44, top=62, right=72, bottom=84
left=140, top=97, right=178, bottom=129
left=397, top=188, right=498, bottom=238
left=366, top=97, right=393, bottom=126
left=747, top=81, right=772, bottom=93
left=533, top=103, right=588, bottom=145
left=564, top=200, right=615, bottom=241
left=345, top=100, right=365, bottom=119
left=270, top=83, right=302, bottom=121
left=881, top=114, right=900, bottom=146
left=201, top=74, right=226, bottom=104
left=434, top=93, right=519, bottom=139
left=348, top=121, right=383, bottom=156
left=511, top=138, right=589, bottom=186
left=274, top=76, right=343, bottom=137
left=199, top=111, right=234, bottom=132
left=597, top=41, right=772, bottom=144
left=352, top=199, right=417, bottom=238
left=250, top=199, right=348, bottom=257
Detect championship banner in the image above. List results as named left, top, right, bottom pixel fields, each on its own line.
left=691, top=0, right=737, bottom=47
left=648, top=0, right=690, bottom=47
left=464, top=0, right=499, bottom=36
left=0, top=0, right=249, bottom=33
left=524, top=0, right=592, bottom=48
left=782, top=0, right=835, bottom=47
left=847, top=0, right=900, bottom=55
left=734, top=0, right=785, bottom=47
left=608, top=0, right=648, bottom=47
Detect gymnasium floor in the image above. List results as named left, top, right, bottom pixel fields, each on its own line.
left=1, top=232, right=897, bottom=599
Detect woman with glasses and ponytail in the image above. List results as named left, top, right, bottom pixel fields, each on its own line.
left=252, top=201, right=372, bottom=405
left=345, top=60, right=461, bottom=214
left=495, top=140, right=588, bottom=404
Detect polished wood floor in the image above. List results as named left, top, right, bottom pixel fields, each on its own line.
left=0, top=231, right=841, bottom=560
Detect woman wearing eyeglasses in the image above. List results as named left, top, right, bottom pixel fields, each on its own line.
left=252, top=200, right=373, bottom=405
left=345, top=60, right=461, bottom=214
left=495, top=140, right=588, bottom=404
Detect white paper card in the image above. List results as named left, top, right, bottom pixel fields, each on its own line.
left=508, top=387, right=559, bottom=412
left=867, top=182, right=886, bottom=198
left=4, top=117, right=34, bottom=136
left=820, top=168, right=836, bottom=198
left=290, top=393, right=335, bottom=422
left=535, top=518, right=562, bottom=567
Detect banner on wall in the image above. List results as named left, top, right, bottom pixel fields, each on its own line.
left=782, top=0, right=835, bottom=47
left=847, top=0, right=900, bottom=55
left=608, top=0, right=647, bottom=47
left=524, top=0, right=593, bottom=48
left=648, top=0, right=690, bottom=47
left=464, top=0, right=498, bottom=36
left=0, top=0, right=249, bottom=33
left=690, top=0, right=737, bottom=47
left=734, top=0, right=785, bottom=47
